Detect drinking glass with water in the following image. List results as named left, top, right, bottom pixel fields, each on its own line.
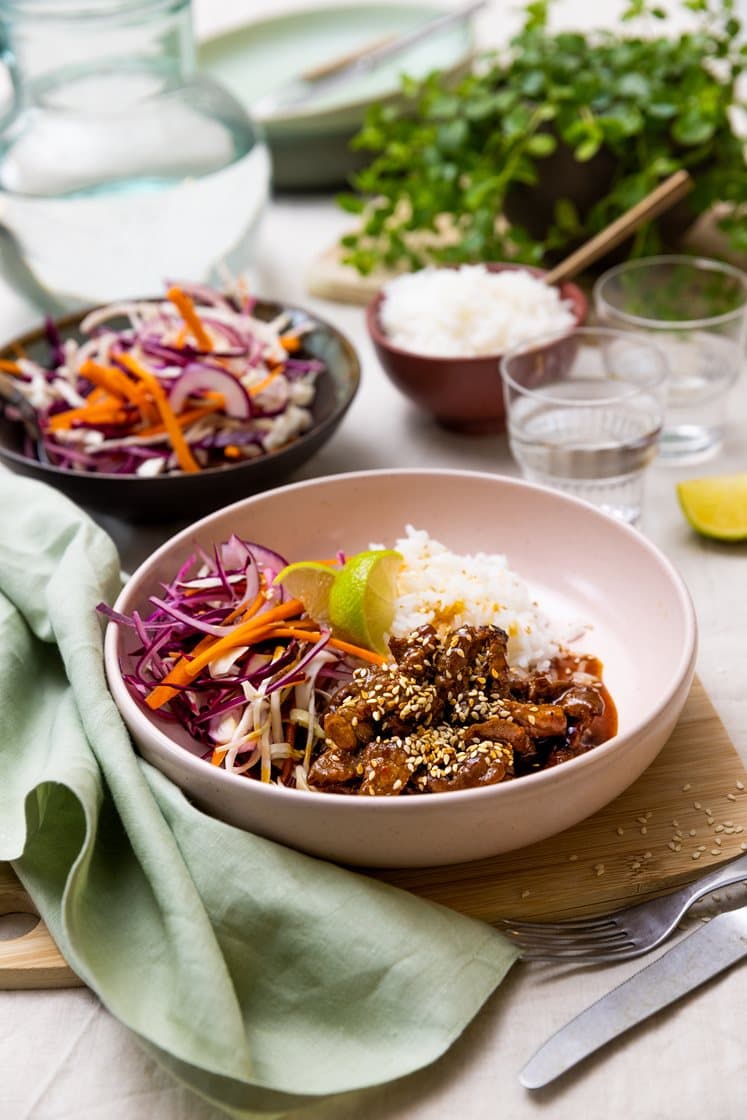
left=500, top=327, right=668, bottom=525
left=593, top=255, right=747, bottom=463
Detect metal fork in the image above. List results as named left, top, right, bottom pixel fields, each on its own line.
left=498, top=850, right=747, bottom=964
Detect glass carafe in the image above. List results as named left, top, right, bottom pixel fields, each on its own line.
left=0, top=0, right=270, bottom=304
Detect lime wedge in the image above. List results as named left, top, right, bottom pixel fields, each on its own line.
left=274, top=561, right=336, bottom=621
left=328, top=549, right=402, bottom=655
left=677, top=473, right=747, bottom=541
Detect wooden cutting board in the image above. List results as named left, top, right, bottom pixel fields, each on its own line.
left=305, top=210, right=747, bottom=306
left=2, top=677, right=746, bottom=990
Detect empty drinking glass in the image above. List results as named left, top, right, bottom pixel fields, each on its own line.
left=500, top=326, right=668, bottom=525
left=593, top=255, right=747, bottom=463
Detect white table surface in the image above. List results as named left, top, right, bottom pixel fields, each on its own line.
left=2, top=2, right=747, bottom=1118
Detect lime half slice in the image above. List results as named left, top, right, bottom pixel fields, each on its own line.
left=274, top=561, right=336, bottom=622
left=677, top=473, right=747, bottom=541
left=328, top=549, right=402, bottom=655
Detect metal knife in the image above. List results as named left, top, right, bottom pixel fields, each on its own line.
left=251, top=0, right=486, bottom=119
left=520, top=907, right=747, bottom=1089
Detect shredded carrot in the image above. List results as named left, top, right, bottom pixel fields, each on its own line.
left=80, top=359, right=144, bottom=407
left=249, top=367, right=282, bottom=397
left=47, top=401, right=131, bottom=431
left=167, top=286, right=212, bottom=351
left=267, top=627, right=386, bottom=665
left=136, top=402, right=222, bottom=439
left=211, top=747, right=229, bottom=767
left=118, top=352, right=202, bottom=473
left=224, top=444, right=242, bottom=459
left=86, top=387, right=111, bottom=406
left=0, top=358, right=22, bottom=375
left=145, top=597, right=304, bottom=709
left=279, top=334, right=301, bottom=352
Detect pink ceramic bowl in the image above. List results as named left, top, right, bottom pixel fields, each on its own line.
left=366, top=264, right=587, bottom=434
left=104, top=469, right=696, bottom=869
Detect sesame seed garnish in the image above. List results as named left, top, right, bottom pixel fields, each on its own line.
left=616, top=827, right=624, bottom=836
left=640, top=826, right=647, bottom=835
left=727, top=793, right=737, bottom=802
left=692, top=851, right=702, bottom=860
left=521, top=889, right=531, bottom=899
left=569, top=854, right=578, bottom=862
left=682, top=783, right=692, bottom=791
left=736, top=781, right=745, bottom=791
left=711, top=849, right=721, bottom=856
left=693, top=801, right=701, bottom=810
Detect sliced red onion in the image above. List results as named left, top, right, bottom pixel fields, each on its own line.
left=219, top=534, right=253, bottom=573
left=244, top=541, right=288, bottom=587
left=168, top=363, right=253, bottom=419
left=200, top=316, right=248, bottom=350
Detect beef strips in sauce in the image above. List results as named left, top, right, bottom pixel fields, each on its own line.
left=308, top=624, right=616, bottom=796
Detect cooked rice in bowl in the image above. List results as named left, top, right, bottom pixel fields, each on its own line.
left=384, top=525, right=582, bottom=668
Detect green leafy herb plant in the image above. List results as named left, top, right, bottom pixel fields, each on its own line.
left=338, top=0, right=747, bottom=275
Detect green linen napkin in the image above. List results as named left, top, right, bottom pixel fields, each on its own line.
left=0, top=474, right=518, bottom=1118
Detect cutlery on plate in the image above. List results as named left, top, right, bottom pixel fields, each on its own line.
left=520, top=906, right=747, bottom=1089
left=251, top=0, right=486, bottom=119
left=498, top=848, right=747, bottom=963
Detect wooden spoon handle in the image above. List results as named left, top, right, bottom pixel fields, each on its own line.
left=543, top=170, right=694, bottom=286
left=301, top=34, right=398, bottom=82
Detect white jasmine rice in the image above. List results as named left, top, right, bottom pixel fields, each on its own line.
left=379, top=264, right=576, bottom=357
left=384, top=526, right=577, bottom=669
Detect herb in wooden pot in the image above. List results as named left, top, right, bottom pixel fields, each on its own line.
left=338, top=0, right=747, bottom=275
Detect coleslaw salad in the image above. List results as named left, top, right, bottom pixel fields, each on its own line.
left=0, top=280, right=325, bottom=476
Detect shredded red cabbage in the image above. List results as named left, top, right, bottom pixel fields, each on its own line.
left=101, top=535, right=361, bottom=787
left=2, top=280, right=325, bottom=477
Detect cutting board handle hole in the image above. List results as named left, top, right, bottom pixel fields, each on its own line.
left=0, top=912, right=40, bottom=942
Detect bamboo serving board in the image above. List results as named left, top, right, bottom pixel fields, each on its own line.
left=2, top=678, right=746, bottom=990
left=306, top=242, right=389, bottom=305
left=305, top=210, right=747, bottom=307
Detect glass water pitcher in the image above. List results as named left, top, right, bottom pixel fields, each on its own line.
left=0, top=0, right=270, bottom=304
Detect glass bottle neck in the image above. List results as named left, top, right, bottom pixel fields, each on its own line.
left=1, top=0, right=196, bottom=92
